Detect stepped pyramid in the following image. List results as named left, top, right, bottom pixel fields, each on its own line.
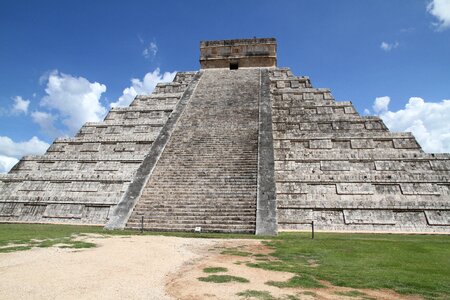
left=1, top=38, right=449, bottom=234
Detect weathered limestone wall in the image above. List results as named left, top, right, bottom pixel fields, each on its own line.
left=0, top=72, right=196, bottom=225
left=271, top=68, right=450, bottom=232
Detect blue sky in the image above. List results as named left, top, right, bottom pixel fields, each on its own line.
left=1, top=0, right=450, bottom=172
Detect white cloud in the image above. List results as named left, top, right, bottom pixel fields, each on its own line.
left=40, top=71, right=107, bottom=135
left=110, top=68, right=177, bottom=108
left=427, top=0, right=450, bottom=30
left=31, top=111, right=62, bottom=138
left=375, top=97, right=450, bottom=153
left=373, top=96, right=390, bottom=113
left=0, top=136, right=50, bottom=173
left=0, top=136, right=50, bottom=158
left=380, top=41, right=399, bottom=52
left=143, top=42, right=158, bottom=60
left=0, top=155, right=19, bottom=174
left=11, top=96, right=30, bottom=114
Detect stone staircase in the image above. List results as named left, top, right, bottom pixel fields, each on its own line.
left=126, top=69, right=261, bottom=233
left=271, top=68, right=450, bottom=232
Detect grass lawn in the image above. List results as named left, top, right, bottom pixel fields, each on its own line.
left=254, top=232, right=450, bottom=299
left=0, top=224, right=449, bottom=298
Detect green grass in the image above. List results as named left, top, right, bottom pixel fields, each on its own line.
left=335, top=290, right=374, bottom=300
left=203, top=267, right=228, bottom=273
left=266, top=275, right=324, bottom=288
left=0, top=224, right=101, bottom=252
left=236, top=290, right=301, bottom=300
left=220, top=248, right=253, bottom=256
left=236, top=290, right=276, bottom=300
left=249, top=232, right=450, bottom=299
left=198, top=274, right=249, bottom=283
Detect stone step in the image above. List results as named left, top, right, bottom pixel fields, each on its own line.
left=126, top=68, right=260, bottom=232
left=126, top=223, right=255, bottom=233
left=129, top=214, right=255, bottom=221
left=0, top=194, right=120, bottom=205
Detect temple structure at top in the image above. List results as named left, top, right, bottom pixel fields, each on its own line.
left=200, top=38, right=277, bottom=69
left=0, top=38, right=449, bottom=234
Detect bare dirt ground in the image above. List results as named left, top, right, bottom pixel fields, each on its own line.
left=0, top=235, right=217, bottom=300
left=0, top=235, right=422, bottom=300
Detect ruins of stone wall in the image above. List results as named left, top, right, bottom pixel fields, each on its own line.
left=0, top=72, right=196, bottom=225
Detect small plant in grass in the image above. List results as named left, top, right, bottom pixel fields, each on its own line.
left=198, top=275, right=249, bottom=283
left=0, top=245, right=33, bottom=253
left=335, top=290, right=368, bottom=298
left=266, top=275, right=324, bottom=288
left=236, top=290, right=301, bottom=300
left=221, top=248, right=252, bottom=257
left=203, top=267, right=228, bottom=273
left=236, top=290, right=275, bottom=300
left=253, top=253, right=267, bottom=257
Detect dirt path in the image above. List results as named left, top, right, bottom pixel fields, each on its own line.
left=0, top=235, right=218, bottom=300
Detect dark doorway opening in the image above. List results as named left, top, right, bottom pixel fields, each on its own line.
left=230, top=62, right=239, bottom=70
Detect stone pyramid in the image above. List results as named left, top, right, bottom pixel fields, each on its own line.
left=1, top=38, right=449, bottom=234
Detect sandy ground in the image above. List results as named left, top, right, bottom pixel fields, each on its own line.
left=0, top=235, right=218, bottom=300
left=0, top=235, right=423, bottom=300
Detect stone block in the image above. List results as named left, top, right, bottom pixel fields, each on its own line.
left=290, top=80, right=300, bottom=88
left=83, top=206, right=110, bottom=223
left=278, top=208, right=313, bottom=223
left=320, top=161, right=350, bottom=171
left=48, top=143, right=66, bottom=152
left=309, top=139, right=332, bottom=149
left=401, top=183, right=440, bottom=195
left=333, top=140, right=352, bottom=149
left=350, top=139, right=375, bottom=149
left=19, top=181, right=49, bottom=191
left=276, top=81, right=285, bottom=88
left=337, top=183, right=374, bottom=195
left=374, top=139, right=394, bottom=148
left=0, top=203, right=19, bottom=217
left=375, top=160, right=431, bottom=171
left=303, top=92, right=314, bottom=100
left=316, top=106, right=333, bottom=114
left=333, top=107, right=345, bottom=115
left=276, top=182, right=308, bottom=194
left=424, top=210, right=450, bottom=226
left=307, top=184, right=336, bottom=194
left=344, top=106, right=356, bottom=114
left=430, top=160, right=450, bottom=171
left=80, top=143, right=101, bottom=152
left=393, top=138, right=420, bottom=149
left=374, top=184, right=401, bottom=195
left=344, top=209, right=395, bottom=225
left=43, top=204, right=84, bottom=219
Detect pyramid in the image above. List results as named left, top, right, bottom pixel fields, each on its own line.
left=1, top=38, right=449, bottom=234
